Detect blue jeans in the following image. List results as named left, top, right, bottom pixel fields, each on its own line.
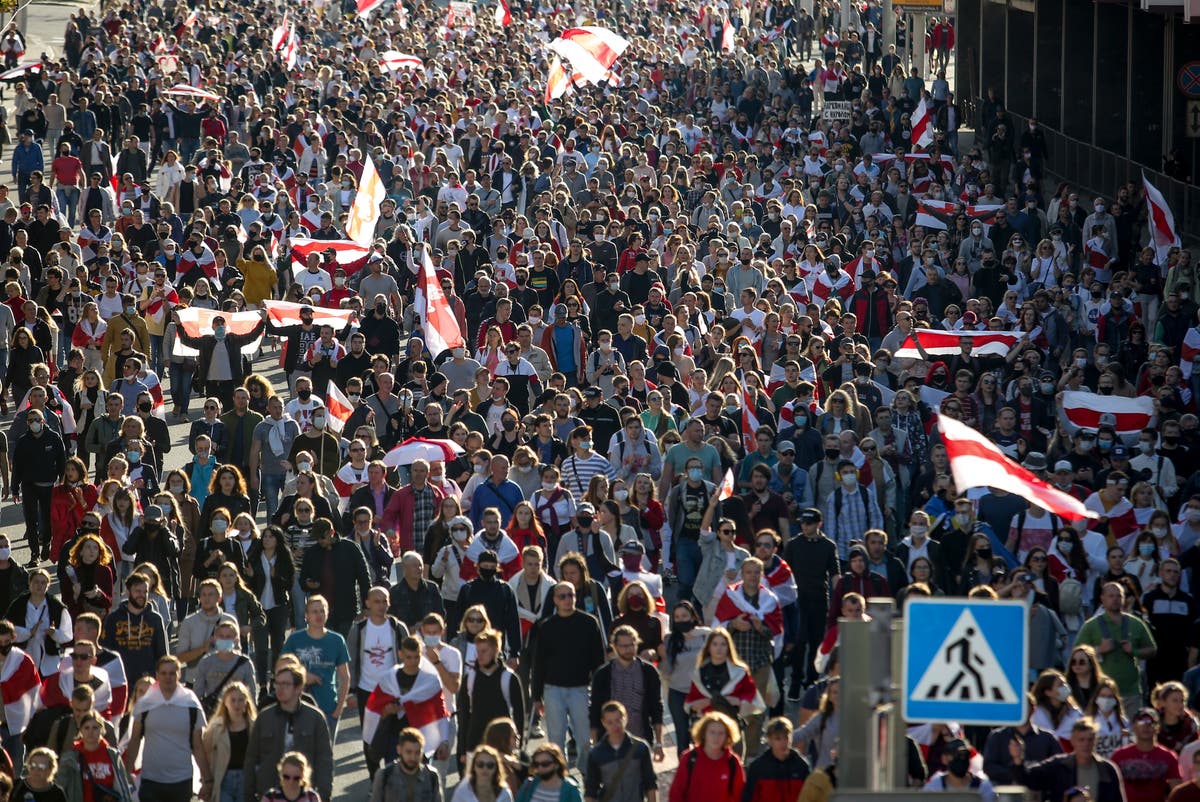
left=261, top=472, right=286, bottom=520
left=675, top=537, right=702, bottom=605
left=543, top=684, right=591, bottom=772
left=2, top=723, right=23, bottom=772
left=180, top=138, right=200, bottom=164
left=293, top=577, right=308, bottom=629
left=149, top=333, right=164, bottom=375
left=168, top=361, right=194, bottom=413
left=57, top=330, right=71, bottom=367
left=56, top=186, right=79, bottom=227
left=219, top=769, right=243, bottom=802
left=325, top=709, right=340, bottom=743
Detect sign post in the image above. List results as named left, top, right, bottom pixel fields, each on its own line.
left=902, top=598, right=1029, bottom=726
left=1187, top=101, right=1200, bottom=139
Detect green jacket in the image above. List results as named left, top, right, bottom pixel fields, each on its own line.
left=55, top=743, right=136, bottom=802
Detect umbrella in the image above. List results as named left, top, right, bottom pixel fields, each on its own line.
left=383, top=437, right=464, bottom=467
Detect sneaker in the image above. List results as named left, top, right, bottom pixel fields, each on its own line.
left=786, top=690, right=802, bottom=703
left=24, top=557, right=37, bottom=568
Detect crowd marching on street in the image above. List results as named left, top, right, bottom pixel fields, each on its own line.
left=0, top=0, right=1189, bottom=801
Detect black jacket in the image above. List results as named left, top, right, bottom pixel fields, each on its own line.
left=1012, top=753, right=1124, bottom=802
left=387, top=577, right=444, bottom=628
left=193, top=535, right=247, bottom=584
left=588, top=658, right=663, bottom=739
left=299, top=538, right=372, bottom=628
left=458, top=663, right=525, bottom=757
left=244, top=540, right=294, bottom=613
left=457, top=578, right=522, bottom=658
left=176, top=320, right=266, bottom=386
left=122, top=522, right=181, bottom=596
left=12, top=430, right=66, bottom=486
left=782, top=533, right=840, bottom=603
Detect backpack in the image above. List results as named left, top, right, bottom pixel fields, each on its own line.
left=615, top=431, right=652, bottom=463
left=465, top=666, right=515, bottom=713
left=378, top=762, right=438, bottom=797
left=833, top=484, right=870, bottom=518
left=1012, top=509, right=1060, bottom=555
left=140, top=703, right=200, bottom=737
left=1059, top=577, right=1084, bottom=617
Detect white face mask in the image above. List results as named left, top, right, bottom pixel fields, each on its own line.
left=1096, top=697, right=1117, bottom=714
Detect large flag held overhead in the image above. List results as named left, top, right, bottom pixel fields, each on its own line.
left=1058, top=390, right=1156, bottom=441
left=325, top=380, right=355, bottom=436
left=346, top=155, right=386, bottom=247
left=721, top=19, right=735, bottom=51
left=910, top=97, right=934, bottom=149
left=547, top=26, right=630, bottom=85
left=938, top=414, right=1094, bottom=521
left=494, top=0, right=511, bottom=26
left=379, top=51, right=423, bottom=73
left=262, top=300, right=356, bottom=329
left=915, top=199, right=956, bottom=230
left=289, top=239, right=372, bottom=276
left=1143, top=173, right=1181, bottom=264
left=357, top=0, right=386, bottom=16
left=164, top=84, right=221, bottom=104
left=892, top=329, right=1026, bottom=360
left=173, top=308, right=264, bottom=357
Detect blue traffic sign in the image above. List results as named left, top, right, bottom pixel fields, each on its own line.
left=902, top=598, right=1028, bottom=726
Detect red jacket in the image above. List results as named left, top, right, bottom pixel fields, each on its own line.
left=670, top=747, right=745, bottom=802
left=381, top=483, right=447, bottom=553
left=49, top=483, right=99, bottom=560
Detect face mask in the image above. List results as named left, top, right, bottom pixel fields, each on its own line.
left=687, top=468, right=704, bottom=482
left=216, top=638, right=235, bottom=653
left=348, top=394, right=361, bottom=404
left=213, top=325, right=227, bottom=340
left=0, top=548, right=11, bottom=561
left=1091, top=696, right=1117, bottom=715
left=124, top=305, right=136, bottom=316
left=502, top=419, right=516, bottom=432
left=0, top=644, right=12, bottom=657
left=477, top=566, right=497, bottom=582
left=1040, top=382, right=1054, bottom=394
left=840, top=472, right=857, bottom=488
left=579, top=440, right=593, bottom=451
left=451, top=527, right=469, bottom=541
left=127, top=450, right=141, bottom=464
left=297, top=389, right=312, bottom=401
left=947, top=756, right=970, bottom=778
left=1139, top=542, right=1156, bottom=557
left=577, top=515, right=594, bottom=529
left=977, top=547, right=993, bottom=560
left=422, top=634, right=440, bottom=647
left=312, top=415, right=326, bottom=429
left=169, top=483, right=184, bottom=494
left=1095, top=356, right=1109, bottom=367
left=725, top=405, right=739, bottom=415
left=1054, top=684, right=1071, bottom=703
left=211, top=520, right=228, bottom=534
left=608, top=281, right=619, bottom=291
left=599, top=341, right=612, bottom=352
left=910, top=525, right=927, bottom=538
left=159, top=504, right=172, bottom=519
left=1139, top=441, right=1154, bottom=454
left=29, top=421, right=43, bottom=434
left=1097, top=439, right=1113, bottom=452
left=955, top=512, right=971, bottom=526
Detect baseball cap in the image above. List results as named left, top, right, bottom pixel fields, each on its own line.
left=576, top=502, right=596, bottom=515
left=778, top=441, right=795, bottom=454
left=1111, top=443, right=1129, bottom=459
left=583, top=387, right=602, bottom=399
left=1053, top=460, right=1073, bottom=473
left=800, top=508, right=823, bottom=523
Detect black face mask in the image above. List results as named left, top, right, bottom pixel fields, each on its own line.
left=376, top=303, right=387, bottom=315
left=824, top=448, right=839, bottom=460
left=138, top=401, right=153, bottom=413
left=577, top=515, right=594, bottom=529
left=977, top=547, right=993, bottom=560
left=477, top=566, right=497, bottom=582
left=297, top=389, right=311, bottom=401
left=673, top=620, right=696, bottom=634
left=947, top=756, right=970, bottom=778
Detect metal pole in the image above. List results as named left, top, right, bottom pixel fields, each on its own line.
left=913, top=13, right=927, bottom=75
left=882, top=0, right=895, bottom=61
left=838, top=617, right=873, bottom=789
left=889, top=617, right=907, bottom=789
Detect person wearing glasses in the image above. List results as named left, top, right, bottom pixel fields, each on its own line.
left=244, top=662, right=333, bottom=802
left=260, top=751, right=323, bottom=802
left=13, top=749, right=66, bottom=802
left=515, top=744, right=580, bottom=802
left=531, top=580, right=607, bottom=774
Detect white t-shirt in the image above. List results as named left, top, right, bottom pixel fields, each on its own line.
left=730, top=307, right=765, bottom=341
left=430, top=643, right=463, bottom=713
left=358, top=620, right=397, bottom=692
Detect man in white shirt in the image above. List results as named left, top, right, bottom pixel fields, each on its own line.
left=348, top=587, right=410, bottom=779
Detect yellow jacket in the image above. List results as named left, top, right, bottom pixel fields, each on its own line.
left=238, top=257, right=276, bottom=306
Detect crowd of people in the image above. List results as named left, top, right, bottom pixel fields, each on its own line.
left=0, top=0, right=1191, bottom=801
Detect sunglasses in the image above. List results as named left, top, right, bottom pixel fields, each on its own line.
left=554, top=592, right=575, bottom=599
left=532, top=760, right=555, bottom=769
left=281, top=774, right=303, bottom=782
left=72, top=653, right=94, bottom=660
left=465, top=617, right=485, bottom=624
left=718, top=528, right=735, bottom=535
left=475, top=761, right=498, bottom=770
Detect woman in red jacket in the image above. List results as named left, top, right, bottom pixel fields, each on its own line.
left=49, top=457, right=98, bottom=561
left=670, top=711, right=746, bottom=802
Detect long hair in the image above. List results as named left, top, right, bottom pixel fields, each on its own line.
left=469, top=744, right=508, bottom=795
left=209, top=465, right=248, bottom=497
left=69, top=533, right=111, bottom=566
left=697, top=627, right=749, bottom=673
left=211, top=681, right=257, bottom=728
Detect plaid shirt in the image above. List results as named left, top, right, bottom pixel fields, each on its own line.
left=730, top=622, right=775, bottom=672
left=825, top=484, right=885, bottom=560
left=411, top=485, right=437, bottom=554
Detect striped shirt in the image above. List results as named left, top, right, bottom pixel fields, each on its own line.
left=561, top=452, right=617, bottom=498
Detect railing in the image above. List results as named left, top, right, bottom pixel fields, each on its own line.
left=964, top=98, right=1200, bottom=242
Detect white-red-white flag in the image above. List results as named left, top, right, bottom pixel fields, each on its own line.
left=165, top=84, right=222, bottom=104
left=1058, top=390, right=1156, bottom=440
left=547, top=26, right=630, bottom=85
left=363, top=661, right=449, bottom=755
left=262, top=300, right=356, bottom=329
left=325, top=380, right=354, bottom=435
left=1181, top=328, right=1200, bottom=379
left=911, top=97, right=934, bottom=149
left=270, top=16, right=291, bottom=52
left=545, top=57, right=572, bottom=103
left=740, top=388, right=760, bottom=454
left=0, top=649, right=39, bottom=735
left=892, top=329, right=1026, bottom=360
left=173, top=308, right=264, bottom=357
left=717, top=467, right=735, bottom=501
left=938, top=414, right=1094, bottom=521
left=356, top=0, right=386, bottom=16
left=289, top=239, right=372, bottom=276
left=1143, top=173, right=1180, bottom=264
left=721, top=19, right=735, bottom=51
left=494, top=0, right=512, bottom=26
left=379, top=51, right=423, bottom=74
left=346, top=155, right=386, bottom=247
left=416, top=245, right=464, bottom=358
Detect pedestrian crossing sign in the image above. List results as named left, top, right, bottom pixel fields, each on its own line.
left=902, top=598, right=1028, bottom=725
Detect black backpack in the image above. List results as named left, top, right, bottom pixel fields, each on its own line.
left=684, top=749, right=738, bottom=797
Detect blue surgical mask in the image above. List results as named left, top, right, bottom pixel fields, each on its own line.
left=215, top=638, right=235, bottom=653
left=213, top=325, right=227, bottom=340
left=687, top=467, right=704, bottom=481
left=127, top=450, right=140, bottom=464
left=1139, top=543, right=1155, bottom=557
